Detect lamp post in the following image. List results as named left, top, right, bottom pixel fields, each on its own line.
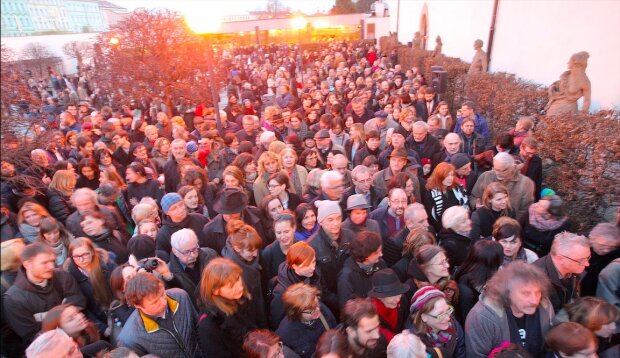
left=185, top=15, right=221, bottom=124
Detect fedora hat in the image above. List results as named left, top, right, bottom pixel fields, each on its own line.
left=214, top=188, right=248, bottom=214
left=368, top=269, right=410, bottom=298
left=387, top=148, right=409, bottom=162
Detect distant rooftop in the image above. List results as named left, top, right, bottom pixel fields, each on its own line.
left=97, top=0, right=128, bottom=12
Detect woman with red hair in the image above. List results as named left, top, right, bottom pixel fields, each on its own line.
left=423, top=162, right=469, bottom=232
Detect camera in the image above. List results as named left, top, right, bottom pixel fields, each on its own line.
left=138, top=258, right=159, bottom=272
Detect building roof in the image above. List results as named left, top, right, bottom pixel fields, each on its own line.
left=97, top=0, right=128, bottom=12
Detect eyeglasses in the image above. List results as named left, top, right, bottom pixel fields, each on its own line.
left=268, top=184, right=282, bottom=189
left=425, top=305, right=454, bottom=320
left=176, top=246, right=200, bottom=256
left=430, top=258, right=450, bottom=267
left=72, top=252, right=92, bottom=261
left=559, top=254, right=590, bottom=266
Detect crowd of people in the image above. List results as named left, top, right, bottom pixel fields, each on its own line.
left=1, top=39, right=618, bottom=358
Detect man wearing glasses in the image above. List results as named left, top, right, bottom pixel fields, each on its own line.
left=533, top=231, right=591, bottom=312
left=167, top=229, right=217, bottom=308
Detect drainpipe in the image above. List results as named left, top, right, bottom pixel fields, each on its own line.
left=487, top=0, right=499, bottom=69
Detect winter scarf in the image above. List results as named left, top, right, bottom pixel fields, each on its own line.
left=19, top=223, right=40, bottom=243
left=528, top=203, right=568, bottom=231
left=425, top=318, right=455, bottom=347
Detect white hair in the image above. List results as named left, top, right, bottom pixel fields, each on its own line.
left=320, top=170, right=343, bottom=189
left=411, top=121, right=429, bottom=131
left=387, top=330, right=426, bottom=358
left=441, top=205, right=470, bottom=230
left=551, top=231, right=589, bottom=255
left=26, top=329, right=73, bottom=358
left=404, top=203, right=426, bottom=222
left=71, top=187, right=98, bottom=206
left=494, top=152, right=515, bottom=166
left=171, top=228, right=198, bottom=250
left=444, top=132, right=461, bottom=144
left=30, top=149, right=47, bottom=158
left=259, top=131, right=275, bottom=144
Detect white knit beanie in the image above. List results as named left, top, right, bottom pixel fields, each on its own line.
left=315, top=200, right=342, bottom=223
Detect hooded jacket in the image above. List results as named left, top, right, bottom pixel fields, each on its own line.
left=464, top=293, right=554, bottom=358
left=4, top=267, right=86, bottom=345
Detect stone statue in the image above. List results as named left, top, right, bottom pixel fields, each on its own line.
left=468, top=39, right=488, bottom=75
left=546, top=51, right=591, bottom=115
left=413, top=32, right=422, bottom=50
left=433, top=36, right=443, bottom=57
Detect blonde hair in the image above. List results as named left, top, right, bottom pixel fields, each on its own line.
left=257, top=151, right=282, bottom=177
left=516, top=116, right=534, bottom=131
left=171, top=116, right=186, bottom=128
left=17, top=202, right=51, bottom=226
left=199, top=258, right=250, bottom=316
left=482, top=182, right=511, bottom=211
left=144, top=125, right=158, bottom=137
left=268, top=140, right=287, bottom=155
left=49, top=169, right=77, bottom=196
left=0, top=239, right=26, bottom=271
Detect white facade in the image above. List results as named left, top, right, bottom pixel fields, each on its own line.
left=388, top=0, right=620, bottom=111
left=1, top=32, right=99, bottom=74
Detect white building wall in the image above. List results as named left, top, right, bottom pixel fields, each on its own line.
left=388, top=0, right=620, bottom=111
left=1, top=32, right=99, bottom=74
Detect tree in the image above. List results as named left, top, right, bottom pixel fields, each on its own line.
left=330, top=0, right=356, bottom=15
left=90, top=9, right=218, bottom=115
left=20, top=42, right=57, bottom=77
left=62, top=41, right=93, bottom=73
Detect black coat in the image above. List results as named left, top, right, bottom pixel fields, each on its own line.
left=47, top=188, right=75, bottom=224
left=469, top=207, right=515, bottom=241
left=456, top=271, right=484, bottom=325
left=163, top=157, right=202, bottom=193
left=155, top=214, right=209, bottom=262
left=437, top=229, right=472, bottom=275
left=519, top=212, right=572, bottom=257
left=167, top=247, right=217, bottom=308
left=276, top=303, right=337, bottom=358
left=198, top=300, right=260, bottom=358
left=308, top=227, right=355, bottom=294
left=407, top=134, right=441, bottom=161
left=260, top=241, right=288, bottom=287
left=270, top=262, right=337, bottom=330
left=0, top=211, right=22, bottom=242
left=126, top=179, right=164, bottom=206
left=383, top=227, right=409, bottom=268
left=353, top=145, right=381, bottom=167
left=523, top=155, right=543, bottom=201
left=222, top=242, right=268, bottom=328
left=533, top=254, right=581, bottom=312
left=87, top=230, right=129, bottom=265
left=337, top=257, right=387, bottom=308
left=67, top=259, right=116, bottom=332
left=202, top=207, right=266, bottom=254
left=4, top=267, right=86, bottom=345
left=368, top=206, right=394, bottom=245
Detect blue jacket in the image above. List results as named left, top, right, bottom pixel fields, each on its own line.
left=454, top=113, right=490, bottom=145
